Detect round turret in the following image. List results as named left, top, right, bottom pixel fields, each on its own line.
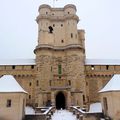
left=38, top=4, right=51, bottom=15
left=64, top=4, right=76, bottom=15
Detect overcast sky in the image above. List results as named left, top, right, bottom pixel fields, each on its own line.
left=0, top=0, right=120, bottom=59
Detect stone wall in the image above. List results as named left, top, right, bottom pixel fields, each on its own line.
left=24, top=115, right=46, bottom=120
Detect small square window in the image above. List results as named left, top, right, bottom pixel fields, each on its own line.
left=106, top=65, right=109, bottom=70
left=61, top=24, right=63, bottom=27
left=7, top=99, right=11, bottom=107
left=12, top=65, right=15, bottom=69
left=71, top=33, right=73, bottom=38
left=29, top=82, right=32, bottom=86
left=29, top=95, right=31, bottom=99
left=31, top=65, right=34, bottom=69
left=61, top=40, right=64, bottom=43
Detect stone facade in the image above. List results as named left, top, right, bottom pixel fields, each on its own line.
left=0, top=4, right=119, bottom=110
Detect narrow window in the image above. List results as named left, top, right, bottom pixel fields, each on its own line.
left=68, top=12, right=70, bottom=14
left=83, top=95, right=85, bottom=102
left=106, top=65, right=109, bottom=70
left=68, top=80, right=71, bottom=85
left=31, top=65, right=34, bottom=69
left=103, top=97, right=108, bottom=112
left=51, top=66, right=52, bottom=72
left=36, top=80, right=39, bottom=86
left=49, top=80, right=51, bottom=86
left=7, top=99, right=11, bottom=107
left=71, top=33, right=73, bottom=38
left=61, top=40, right=64, bottom=43
left=29, top=95, right=31, bottom=99
left=86, top=82, right=88, bottom=86
left=12, top=65, right=15, bottom=69
left=91, top=65, right=95, bottom=70
left=61, top=24, right=63, bottom=27
left=58, top=64, right=62, bottom=75
left=29, top=82, right=32, bottom=86
left=46, top=12, right=48, bottom=14
left=53, top=24, right=55, bottom=27
left=48, top=26, right=53, bottom=33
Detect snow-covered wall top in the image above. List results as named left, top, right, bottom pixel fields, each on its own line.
left=85, top=59, right=120, bottom=65
left=0, top=59, right=120, bottom=66
left=0, top=59, right=35, bottom=65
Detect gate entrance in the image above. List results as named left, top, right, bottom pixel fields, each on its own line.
left=56, top=92, right=66, bottom=109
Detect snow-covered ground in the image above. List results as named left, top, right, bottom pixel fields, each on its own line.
left=52, top=110, right=76, bottom=120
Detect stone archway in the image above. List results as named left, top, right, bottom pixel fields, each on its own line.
left=56, top=92, right=66, bottom=109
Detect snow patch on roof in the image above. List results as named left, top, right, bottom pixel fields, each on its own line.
left=87, top=102, right=102, bottom=113
left=85, top=59, right=120, bottom=65
left=0, top=59, right=35, bottom=65
left=0, top=75, right=27, bottom=93
left=99, top=74, right=120, bottom=93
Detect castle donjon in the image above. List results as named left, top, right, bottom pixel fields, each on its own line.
left=1, top=4, right=120, bottom=119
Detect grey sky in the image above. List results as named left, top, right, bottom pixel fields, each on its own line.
left=0, top=0, right=120, bottom=59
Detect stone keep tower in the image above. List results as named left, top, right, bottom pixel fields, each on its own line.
left=34, top=4, right=86, bottom=109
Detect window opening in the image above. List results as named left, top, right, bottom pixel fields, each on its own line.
left=61, top=24, right=63, bottom=27
left=12, top=65, right=15, bottom=69
left=53, top=24, right=55, bottom=27
left=29, top=82, right=32, bottom=86
left=7, top=99, right=11, bottom=107
left=106, top=65, right=109, bottom=70
left=61, top=40, right=64, bottom=43
left=49, top=80, right=51, bottom=86
left=68, top=80, right=71, bottom=85
left=103, top=97, right=108, bottom=111
left=83, top=95, right=85, bottom=103
left=71, top=33, right=73, bottom=38
left=58, top=64, right=62, bottom=75
left=29, top=95, right=31, bottom=99
left=48, top=26, right=53, bottom=33
left=36, top=80, right=39, bottom=86
left=51, top=66, right=52, bottom=72
left=31, top=65, right=34, bottom=69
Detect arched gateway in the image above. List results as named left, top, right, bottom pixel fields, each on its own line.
left=56, top=92, right=66, bottom=109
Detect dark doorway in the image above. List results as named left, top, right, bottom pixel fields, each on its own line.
left=56, top=92, right=66, bottom=109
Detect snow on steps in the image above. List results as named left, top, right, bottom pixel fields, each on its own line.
left=52, top=110, right=76, bottom=120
